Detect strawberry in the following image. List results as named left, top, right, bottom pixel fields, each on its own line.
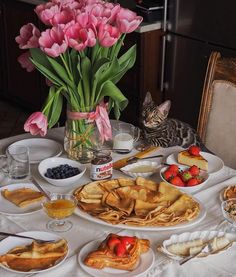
left=107, top=237, right=121, bottom=250
left=167, top=164, right=179, bottom=174
left=188, top=145, right=200, bottom=156
left=163, top=170, right=174, bottom=181
left=189, top=165, right=200, bottom=176
left=115, top=243, right=126, bottom=257
left=187, top=178, right=199, bottom=186
left=195, top=175, right=204, bottom=184
left=170, top=176, right=185, bottom=187
left=120, top=236, right=135, bottom=246
left=181, top=170, right=192, bottom=182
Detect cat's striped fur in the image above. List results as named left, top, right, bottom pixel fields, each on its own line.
left=140, top=92, right=202, bottom=148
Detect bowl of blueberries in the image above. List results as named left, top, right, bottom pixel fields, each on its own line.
left=38, top=157, right=86, bottom=186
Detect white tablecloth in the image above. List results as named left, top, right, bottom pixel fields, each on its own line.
left=1, top=128, right=236, bottom=277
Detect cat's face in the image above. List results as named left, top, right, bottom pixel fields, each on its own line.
left=141, top=92, right=171, bottom=129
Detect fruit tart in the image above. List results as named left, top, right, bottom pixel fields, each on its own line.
left=84, top=233, right=150, bottom=271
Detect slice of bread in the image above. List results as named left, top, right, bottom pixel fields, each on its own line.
left=177, top=150, right=208, bottom=171
left=1, top=188, right=45, bottom=207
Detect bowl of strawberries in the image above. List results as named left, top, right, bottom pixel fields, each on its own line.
left=160, top=164, right=209, bottom=193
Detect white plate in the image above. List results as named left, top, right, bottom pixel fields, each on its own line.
left=78, top=239, right=155, bottom=277
left=10, top=139, right=63, bottom=164
left=166, top=152, right=224, bottom=174
left=0, top=183, right=44, bottom=215
left=0, top=231, right=68, bottom=274
left=74, top=199, right=206, bottom=231
left=159, top=230, right=236, bottom=260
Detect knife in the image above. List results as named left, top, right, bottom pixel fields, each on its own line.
left=0, top=232, right=55, bottom=243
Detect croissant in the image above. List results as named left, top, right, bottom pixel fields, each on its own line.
left=84, top=233, right=150, bottom=271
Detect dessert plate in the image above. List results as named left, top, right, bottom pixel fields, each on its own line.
left=0, top=231, right=68, bottom=274
left=9, top=138, right=63, bottom=164
left=166, top=152, right=224, bottom=174
left=0, top=183, right=44, bottom=215
left=78, top=239, right=155, bottom=277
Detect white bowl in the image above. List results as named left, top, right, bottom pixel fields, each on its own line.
left=120, top=161, right=159, bottom=178
left=160, top=165, right=209, bottom=193
left=38, top=157, right=86, bottom=187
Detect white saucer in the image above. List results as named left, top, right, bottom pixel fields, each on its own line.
left=78, top=239, right=155, bottom=277
left=10, top=138, right=63, bottom=164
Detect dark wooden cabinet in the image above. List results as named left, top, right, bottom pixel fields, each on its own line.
left=118, top=29, right=163, bottom=126
left=1, top=0, right=47, bottom=111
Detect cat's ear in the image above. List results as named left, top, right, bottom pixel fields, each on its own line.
left=157, top=100, right=171, bottom=117
left=143, top=92, right=153, bottom=105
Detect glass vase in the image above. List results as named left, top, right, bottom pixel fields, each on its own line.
left=64, top=113, right=100, bottom=164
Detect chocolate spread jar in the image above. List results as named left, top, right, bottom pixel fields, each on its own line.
left=90, top=150, right=113, bottom=180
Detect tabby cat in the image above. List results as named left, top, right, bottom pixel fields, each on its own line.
left=140, top=92, right=204, bottom=148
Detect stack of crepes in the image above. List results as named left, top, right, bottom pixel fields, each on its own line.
left=0, top=239, right=68, bottom=272
left=73, top=177, right=200, bottom=227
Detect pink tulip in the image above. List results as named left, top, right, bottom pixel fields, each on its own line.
left=116, top=8, right=143, bottom=33
left=35, top=2, right=55, bottom=25
left=39, top=26, right=68, bottom=57
left=15, top=23, right=40, bottom=49
left=98, top=23, right=120, bottom=47
left=17, top=51, right=35, bottom=72
left=24, top=112, right=48, bottom=136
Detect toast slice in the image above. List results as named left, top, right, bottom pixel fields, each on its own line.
left=177, top=150, right=208, bottom=171
left=84, top=233, right=150, bottom=271
left=1, top=187, right=45, bottom=207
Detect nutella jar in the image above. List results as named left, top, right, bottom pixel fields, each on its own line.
left=90, top=151, right=113, bottom=180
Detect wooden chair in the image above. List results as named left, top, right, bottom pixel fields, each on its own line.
left=197, top=51, right=236, bottom=168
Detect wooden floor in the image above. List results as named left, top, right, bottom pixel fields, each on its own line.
left=0, top=100, right=31, bottom=139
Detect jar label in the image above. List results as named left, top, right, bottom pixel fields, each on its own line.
left=90, top=161, right=113, bottom=180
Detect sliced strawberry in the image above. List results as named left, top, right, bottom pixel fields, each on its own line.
left=120, top=236, right=135, bottom=246
left=107, top=237, right=121, bottom=250
left=188, top=145, right=200, bottom=156
left=163, top=170, right=174, bottom=181
left=187, top=178, right=199, bottom=186
left=181, top=170, right=192, bottom=182
left=196, top=175, right=204, bottom=184
left=170, top=176, right=185, bottom=187
left=189, top=165, right=200, bottom=176
left=115, top=243, right=126, bottom=257
left=167, top=164, right=179, bottom=174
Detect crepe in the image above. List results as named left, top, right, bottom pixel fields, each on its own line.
left=84, top=233, right=150, bottom=271
left=0, top=239, right=68, bottom=272
left=74, top=177, right=200, bottom=227
left=1, top=188, right=45, bottom=207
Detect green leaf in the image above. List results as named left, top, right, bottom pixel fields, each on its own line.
left=46, top=87, right=63, bottom=128
left=81, top=56, right=91, bottom=107
left=30, top=48, right=52, bottom=69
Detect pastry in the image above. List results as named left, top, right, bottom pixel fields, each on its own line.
left=177, top=150, right=208, bottom=171
left=223, top=185, right=236, bottom=200
left=84, top=234, right=150, bottom=271
left=0, top=239, right=68, bottom=272
left=1, top=187, right=45, bottom=207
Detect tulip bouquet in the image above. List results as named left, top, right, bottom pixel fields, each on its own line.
left=16, top=0, right=142, bottom=161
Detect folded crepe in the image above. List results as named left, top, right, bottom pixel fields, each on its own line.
left=84, top=234, right=150, bottom=271
left=0, top=239, right=68, bottom=272
left=1, top=188, right=45, bottom=207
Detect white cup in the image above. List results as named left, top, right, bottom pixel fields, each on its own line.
left=112, top=122, right=140, bottom=153
left=0, top=145, right=30, bottom=180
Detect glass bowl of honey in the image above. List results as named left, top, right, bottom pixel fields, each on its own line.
left=42, top=193, right=77, bottom=232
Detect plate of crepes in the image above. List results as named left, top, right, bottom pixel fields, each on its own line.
left=220, top=185, right=236, bottom=201
left=73, top=177, right=206, bottom=231
left=157, top=230, right=236, bottom=261
left=0, top=231, right=68, bottom=273
left=166, top=145, right=224, bottom=175
left=78, top=233, right=154, bottom=277
left=0, top=183, right=45, bottom=215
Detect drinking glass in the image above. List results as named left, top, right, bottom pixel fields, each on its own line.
left=0, top=145, right=30, bottom=180
left=42, top=193, right=77, bottom=232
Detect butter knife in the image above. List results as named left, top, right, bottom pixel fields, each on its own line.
left=126, top=154, right=164, bottom=163
left=0, top=232, right=55, bottom=243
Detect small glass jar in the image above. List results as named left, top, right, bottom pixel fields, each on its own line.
left=90, top=151, right=113, bottom=180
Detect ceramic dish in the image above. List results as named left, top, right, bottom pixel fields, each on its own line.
left=38, top=157, right=86, bottom=187
left=120, top=161, right=159, bottom=178
left=0, top=231, right=68, bottom=274
left=0, top=183, right=44, bottom=216
left=166, top=151, right=224, bottom=175
left=158, top=230, right=236, bottom=260
left=9, top=139, right=63, bottom=164
left=160, top=166, right=209, bottom=194
left=78, top=238, right=155, bottom=277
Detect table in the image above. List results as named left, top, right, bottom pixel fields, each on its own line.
left=1, top=128, right=236, bottom=277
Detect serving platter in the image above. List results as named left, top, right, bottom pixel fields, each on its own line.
left=78, top=238, right=155, bottom=277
